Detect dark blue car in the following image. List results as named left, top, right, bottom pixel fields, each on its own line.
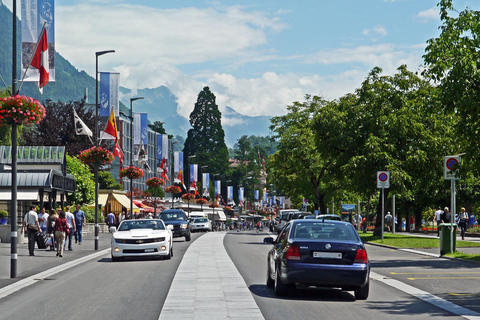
left=160, top=209, right=191, bottom=241
left=264, top=219, right=370, bottom=299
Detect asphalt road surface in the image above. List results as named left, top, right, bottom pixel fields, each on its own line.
left=224, top=230, right=470, bottom=320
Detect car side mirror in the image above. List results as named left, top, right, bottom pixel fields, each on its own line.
left=263, top=237, right=274, bottom=244
left=167, top=225, right=174, bottom=231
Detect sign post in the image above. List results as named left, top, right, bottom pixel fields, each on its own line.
left=377, top=171, right=390, bottom=243
left=444, top=156, right=461, bottom=254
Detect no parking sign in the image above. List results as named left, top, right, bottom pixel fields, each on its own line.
left=377, top=171, right=390, bottom=189
left=444, top=156, right=461, bottom=180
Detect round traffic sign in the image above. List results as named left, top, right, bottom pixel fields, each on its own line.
left=379, top=172, right=388, bottom=182
left=446, top=158, right=459, bottom=171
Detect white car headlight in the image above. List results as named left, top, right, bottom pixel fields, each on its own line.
left=180, top=224, right=188, bottom=229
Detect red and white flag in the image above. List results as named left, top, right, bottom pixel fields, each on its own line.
left=113, top=141, right=124, bottom=164
left=30, top=27, right=49, bottom=93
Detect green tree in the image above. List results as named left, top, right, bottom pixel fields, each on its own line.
left=314, top=66, right=456, bottom=235
left=98, top=171, right=123, bottom=190
left=183, top=87, right=229, bottom=176
left=22, top=99, right=95, bottom=157
left=270, top=95, right=334, bottom=213
left=423, top=0, right=480, bottom=172
left=66, top=155, right=94, bottom=205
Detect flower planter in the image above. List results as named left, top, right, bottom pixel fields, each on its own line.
left=0, top=95, right=46, bottom=126
left=79, top=146, right=114, bottom=165
left=146, top=177, right=165, bottom=188
left=0, top=218, right=7, bottom=225
left=120, top=166, right=144, bottom=179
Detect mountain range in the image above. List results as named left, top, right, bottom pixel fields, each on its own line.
left=0, top=2, right=272, bottom=147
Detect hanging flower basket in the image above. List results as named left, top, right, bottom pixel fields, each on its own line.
left=224, top=206, right=232, bottom=211
left=195, top=198, right=208, bottom=205
left=79, top=146, right=114, bottom=165
left=209, top=202, right=219, bottom=208
left=120, top=166, right=144, bottom=179
left=181, top=193, right=195, bottom=201
left=0, top=95, right=46, bottom=126
left=164, top=185, right=181, bottom=194
left=146, top=177, right=165, bottom=188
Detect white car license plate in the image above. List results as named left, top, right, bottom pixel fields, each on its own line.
left=144, top=248, right=155, bottom=253
left=313, top=252, right=342, bottom=259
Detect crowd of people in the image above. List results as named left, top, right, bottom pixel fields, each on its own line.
left=21, top=204, right=86, bottom=257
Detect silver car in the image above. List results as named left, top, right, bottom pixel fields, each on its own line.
left=189, top=217, right=212, bottom=233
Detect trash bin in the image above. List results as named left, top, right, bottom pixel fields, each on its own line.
left=439, top=223, right=457, bottom=255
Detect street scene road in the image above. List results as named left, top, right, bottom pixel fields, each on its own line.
left=1, top=230, right=480, bottom=320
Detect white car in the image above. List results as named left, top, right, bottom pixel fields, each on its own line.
left=111, top=219, right=173, bottom=261
left=189, top=217, right=212, bottom=233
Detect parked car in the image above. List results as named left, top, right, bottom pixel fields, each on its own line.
left=160, top=209, right=191, bottom=241
left=315, top=214, right=342, bottom=221
left=111, top=219, right=173, bottom=261
left=276, top=209, right=299, bottom=233
left=264, top=219, right=370, bottom=299
left=190, top=217, right=212, bottom=233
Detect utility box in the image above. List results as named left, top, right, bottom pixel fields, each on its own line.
left=439, top=223, right=457, bottom=255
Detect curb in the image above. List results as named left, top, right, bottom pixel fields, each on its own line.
left=364, top=241, right=480, bottom=265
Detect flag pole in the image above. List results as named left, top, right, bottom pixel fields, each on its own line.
left=16, top=21, right=47, bottom=95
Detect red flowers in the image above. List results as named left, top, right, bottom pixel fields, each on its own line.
left=209, top=202, right=219, bottom=208
left=195, top=198, right=208, bottom=205
left=0, top=95, right=46, bottom=126
left=164, top=185, right=181, bottom=194
left=120, top=166, right=144, bottom=179
left=79, top=146, right=114, bottom=165
left=181, top=193, right=195, bottom=200
left=146, top=177, right=166, bottom=188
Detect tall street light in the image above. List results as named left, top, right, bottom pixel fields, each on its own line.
left=95, top=50, right=115, bottom=251
left=130, top=97, right=144, bottom=219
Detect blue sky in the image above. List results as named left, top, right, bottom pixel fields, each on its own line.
left=3, top=0, right=478, bottom=121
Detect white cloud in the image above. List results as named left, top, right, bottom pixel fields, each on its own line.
left=417, top=7, right=439, bottom=21
left=362, top=25, right=388, bottom=38
left=55, top=3, right=286, bottom=78
left=306, top=43, right=424, bottom=76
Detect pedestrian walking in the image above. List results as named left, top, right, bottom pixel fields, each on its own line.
left=442, top=207, right=451, bottom=224
left=65, top=206, right=76, bottom=251
left=21, top=205, right=42, bottom=256
left=73, top=205, right=86, bottom=245
left=434, top=206, right=443, bottom=237
left=385, top=212, right=393, bottom=232
left=53, top=210, right=69, bottom=257
left=459, top=207, right=469, bottom=240
left=47, top=209, right=58, bottom=251
left=38, top=207, right=48, bottom=235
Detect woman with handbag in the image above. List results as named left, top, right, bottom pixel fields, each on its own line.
left=21, top=205, right=42, bottom=256
left=46, top=209, right=58, bottom=251
left=53, top=210, right=69, bottom=257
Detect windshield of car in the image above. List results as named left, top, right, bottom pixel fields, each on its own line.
left=160, top=212, right=187, bottom=221
left=118, top=220, right=165, bottom=231
left=317, top=215, right=341, bottom=221
left=292, top=222, right=358, bottom=241
left=193, top=218, right=208, bottom=223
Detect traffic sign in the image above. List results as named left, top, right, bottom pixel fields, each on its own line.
left=444, top=156, right=461, bottom=180
left=377, top=171, right=390, bottom=189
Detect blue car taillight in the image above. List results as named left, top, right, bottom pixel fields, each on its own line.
left=354, top=248, right=368, bottom=264
left=286, top=244, right=301, bottom=260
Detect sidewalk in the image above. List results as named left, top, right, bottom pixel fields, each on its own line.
left=0, top=233, right=111, bottom=288
left=367, top=230, right=480, bottom=257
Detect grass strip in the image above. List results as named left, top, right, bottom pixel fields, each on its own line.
left=358, top=232, right=480, bottom=249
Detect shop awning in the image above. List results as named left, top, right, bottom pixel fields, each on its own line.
left=98, top=193, right=109, bottom=207
left=112, top=193, right=139, bottom=210
left=0, top=190, right=39, bottom=201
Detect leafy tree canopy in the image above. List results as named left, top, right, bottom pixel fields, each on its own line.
left=66, top=154, right=94, bottom=206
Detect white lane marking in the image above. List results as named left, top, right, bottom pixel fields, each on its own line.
left=371, top=271, right=480, bottom=320
left=400, top=248, right=439, bottom=257
left=0, top=249, right=110, bottom=300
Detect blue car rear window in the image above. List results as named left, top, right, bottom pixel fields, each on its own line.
left=293, top=222, right=357, bottom=241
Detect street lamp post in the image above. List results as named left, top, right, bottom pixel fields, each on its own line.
left=94, top=50, right=115, bottom=251
left=129, top=97, right=144, bottom=219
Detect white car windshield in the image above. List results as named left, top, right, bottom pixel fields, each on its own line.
left=118, top=220, right=165, bottom=231
left=193, top=218, right=208, bottom=223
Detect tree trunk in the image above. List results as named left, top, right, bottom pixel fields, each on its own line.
left=373, top=189, right=389, bottom=236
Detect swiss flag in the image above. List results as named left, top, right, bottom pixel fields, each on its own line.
left=30, top=27, right=49, bottom=92
left=190, top=179, right=198, bottom=196
left=113, top=141, right=124, bottom=164
left=160, top=158, right=169, bottom=181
